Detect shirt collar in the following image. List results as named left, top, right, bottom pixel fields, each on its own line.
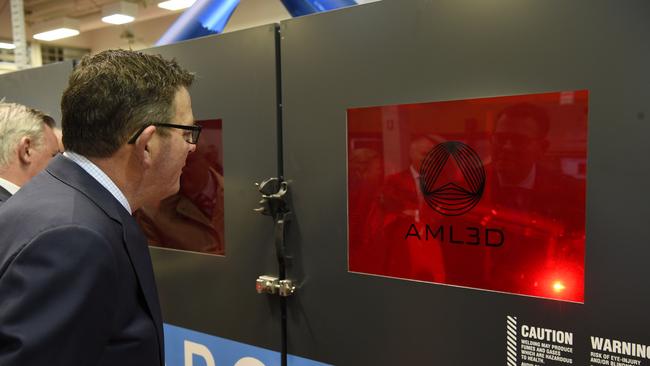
left=62, top=151, right=132, bottom=213
left=0, top=176, right=20, bottom=195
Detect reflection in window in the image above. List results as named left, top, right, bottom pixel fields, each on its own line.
left=347, top=91, right=588, bottom=302
left=136, top=119, right=225, bottom=255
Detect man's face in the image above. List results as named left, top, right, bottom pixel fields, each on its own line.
left=149, top=87, right=197, bottom=200
left=27, top=124, right=59, bottom=178
left=492, top=116, right=546, bottom=185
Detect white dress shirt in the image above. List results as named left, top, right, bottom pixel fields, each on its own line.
left=0, top=177, right=20, bottom=195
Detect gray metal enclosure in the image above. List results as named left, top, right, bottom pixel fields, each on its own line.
left=0, top=61, right=73, bottom=124
left=1, top=1, right=649, bottom=364
left=281, top=0, right=650, bottom=364
left=142, top=25, right=283, bottom=350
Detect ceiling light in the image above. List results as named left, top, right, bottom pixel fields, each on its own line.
left=157, top=0, right=197, bottom=11
left=102, top=14, right=135, bottom=24
left=102, top=2, right=138, bottom=25
left=32, top=18, right=80, bottom=41
left=0, top=42, right=16, bottom=50
left=34, top=29, right=80, bottom=41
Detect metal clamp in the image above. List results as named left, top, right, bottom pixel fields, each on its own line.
left=254, top=177, right=293, bottom=263
left=256, top=275, right=296, bottom=297
left=254, top=177, right=296, bottom=297
left=254, top=177, right=289, bottom=218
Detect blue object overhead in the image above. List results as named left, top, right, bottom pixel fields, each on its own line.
left=156, top=0, right=240, bottom=46
left=280, top=0, right=357, bottom=17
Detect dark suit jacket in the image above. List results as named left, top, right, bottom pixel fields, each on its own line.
left=0, top=185, right=11, bottom=205
left=0, top=155, right=164, bottom=366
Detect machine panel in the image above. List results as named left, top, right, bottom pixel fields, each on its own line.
left=0, top=61, right=73, bottom=124
left=281, top=0, right=650, bottom=364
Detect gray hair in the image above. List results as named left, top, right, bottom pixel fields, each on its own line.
left=0, top=101, right=53, bottom=168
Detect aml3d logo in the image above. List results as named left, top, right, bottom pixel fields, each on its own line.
left=406, top=140, right=502, bottom=247
left=420, top=141, right=486, bottom=216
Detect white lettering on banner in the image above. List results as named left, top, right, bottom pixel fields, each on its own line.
left=234, top=357, right=266, bottom=366
left=184, top=340, right=216, bottom=366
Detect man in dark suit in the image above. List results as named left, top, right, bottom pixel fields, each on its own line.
left=0, top=50, right=200, bottom=365
left=486, top=102, right=586, bottom=298
left=0, top=102, right=59, bottom=206
left=366, top=136, right=446, bottom=282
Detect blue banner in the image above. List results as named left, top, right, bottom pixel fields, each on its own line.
left=164, top=323, right=332, bottom=366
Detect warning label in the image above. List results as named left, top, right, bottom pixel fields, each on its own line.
left=507, top=316, right=575, bottom=365
left=590, top=337, right=650, bottom=366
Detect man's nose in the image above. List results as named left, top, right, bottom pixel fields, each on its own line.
left=188, top=143, right=197, bottom=153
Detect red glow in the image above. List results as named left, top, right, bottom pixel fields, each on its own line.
left=347, top=91, right=587, bottom=302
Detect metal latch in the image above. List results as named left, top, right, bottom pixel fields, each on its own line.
left=254, top=177, right=296, bottom=297
left=256, top=275, right=296, bottom=297
left=254, top=177, right=289, bottom=217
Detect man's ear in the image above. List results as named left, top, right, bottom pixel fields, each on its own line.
left=133, top=125, right=157, bottom=169
left=17, top=136, right=33, bottom=165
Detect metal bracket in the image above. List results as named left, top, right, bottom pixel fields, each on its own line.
left=256, top=275, right=296, bottom=297
left=254, top=177, right=289, bottom=217
left=254, top=177, right=296, bottom=297
left=254, top=177, right=293, bottom=263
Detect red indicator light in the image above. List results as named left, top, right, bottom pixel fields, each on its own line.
left=552, top=281, right=566, bottom=293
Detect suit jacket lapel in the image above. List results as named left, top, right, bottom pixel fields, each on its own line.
left=119, top=209, right=164, bottom=361
left=46, top=155, right=164, bottom=360
left=0, top=186, right=11, bottom=203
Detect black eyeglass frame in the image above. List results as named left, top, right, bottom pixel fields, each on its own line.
left=127, top=123, right=202, bottom=145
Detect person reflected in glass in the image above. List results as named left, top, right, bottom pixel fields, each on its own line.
left=489, top=102, right=584, bottom=294
left=368, top=135, right=446, bottom=282
left=135, top=128, right=225, bottom=255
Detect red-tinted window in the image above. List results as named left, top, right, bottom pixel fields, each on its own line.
left=348, top=91, right=588, bottom=302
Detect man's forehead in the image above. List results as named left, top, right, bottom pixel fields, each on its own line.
left=173, top=88, right=194, bottom=124
left=495, top=116, right=540, bottom=136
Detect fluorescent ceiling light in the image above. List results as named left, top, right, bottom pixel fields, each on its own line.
left=158, top=0, right=197, bottom=11
left=34, top=28, right=80, bottom=41
left=102, top=2, right=138, bottom=25
left=0, top=42, right=16, bottom=50
left=32, top=17, right=80, bottom=41
left=102, top=14, right=135, bottom=24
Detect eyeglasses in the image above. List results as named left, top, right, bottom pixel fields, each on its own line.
left=128, top=123, right=202, bottom=145
left=491, top=132, right=536, bottom=149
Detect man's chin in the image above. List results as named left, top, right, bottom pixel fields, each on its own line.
left=146, top=184, right=181, bottom=206
left=166, top=183, right=181, bottom=199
